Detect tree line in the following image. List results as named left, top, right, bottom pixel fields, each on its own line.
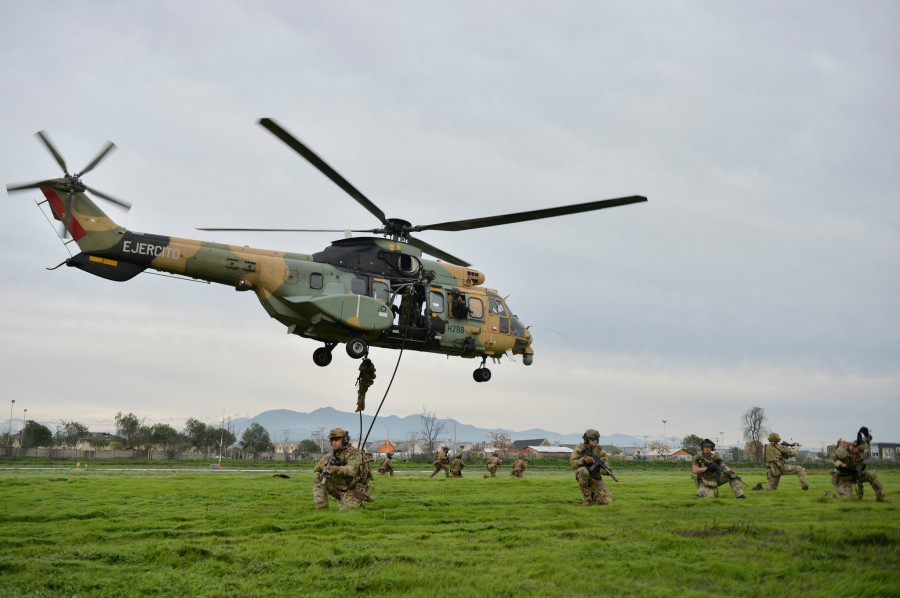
left=7, top=412, right=287, bottom=458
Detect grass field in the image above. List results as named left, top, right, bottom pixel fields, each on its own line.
left=1, top=465, right=898, bottom=597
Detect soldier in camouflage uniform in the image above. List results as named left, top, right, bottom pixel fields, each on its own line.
left=429, top=446, right=451, bottom=478
left=691, top=438, right=746, bottom=499
left=510, top=455, right=528, bottom=478
left=450, top=454, right=465, bottom=477
left=484, top=453, right=502, bottom=478
left=355, top=358, right=376, bottom=413
left=571, top=428, right=613, bottom=506
left=378, top=452, right=394, bottom=476
left=313, top=428, right=373, bottom=509
left=825, top=427, right=887, bottom=502
left=752, top=432, right=808, bottom=491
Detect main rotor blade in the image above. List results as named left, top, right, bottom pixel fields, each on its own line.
left=6, top=179, right=59, bottom=193
left=196, top=227, right=374, bottom=233
left=35, top=131, right=69, bottom=174
left=415, top=195, right=648, bottom=233
left=79, top=141, right=116, bottom=176
left=259, top=118, right=387, bottom=225
left=84, top=184, right=132, bottom=210
left=405, top=235, right=470, bottom=267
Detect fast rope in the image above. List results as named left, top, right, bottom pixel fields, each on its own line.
left=358, top=340, right=406, bottom=451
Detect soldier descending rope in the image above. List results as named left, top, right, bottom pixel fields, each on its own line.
left=355, top=357, right=376, bottom=412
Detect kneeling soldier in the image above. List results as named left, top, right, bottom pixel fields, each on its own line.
left=571, top=428, right=613, bottom=506
left=692, top=438, right=745, bottom=499
left=313, top=428, right=373, bottom=509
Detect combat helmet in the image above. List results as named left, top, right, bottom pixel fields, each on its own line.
left=701, top=438, right=715, bottom=449
left=328, top=427, right=350, bottom=444
left=769, top=432, right=781, bottom=444
left=583, top=429, right=600, bottom=441
left=854, top=426, right=872, bottom=452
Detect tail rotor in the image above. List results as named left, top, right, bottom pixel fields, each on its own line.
left=6, top=130, right=131, bottom=239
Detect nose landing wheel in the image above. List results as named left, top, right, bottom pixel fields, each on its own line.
left=473, top=368, right=492, bottom=382
left=473, top=357, right=492, bottom=382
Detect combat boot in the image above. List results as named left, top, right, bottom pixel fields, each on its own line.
left=752, top=483, right=763, bottom=491
left=825, top=491, right=838, bottom=499
left=581, top=487, right=594, bottom=506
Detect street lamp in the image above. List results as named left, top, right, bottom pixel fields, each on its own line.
left=21, top=408, right=27, bottom=455
left=6, top=399, right=14, bottom=449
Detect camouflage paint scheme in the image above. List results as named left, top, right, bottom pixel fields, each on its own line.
left=37, top=180, right=534, bottom=368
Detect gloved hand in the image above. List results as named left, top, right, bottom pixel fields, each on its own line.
left=583, top=456, right=595, bottom=465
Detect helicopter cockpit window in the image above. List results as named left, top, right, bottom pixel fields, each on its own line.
left=429, top=290, right=445, bottom=314
left=351, top=277, right=367, bottom=295
left=468, top=297, right=484, bottom=319
left=510, top=318, right=526, bottom=338
left=372, top=280, right=390, bottom=303
left=310, top=272, right=323, bottom=290
left=488, top=296, right=507, bottom=316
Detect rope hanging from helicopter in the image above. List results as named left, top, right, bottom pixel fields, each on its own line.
left=358, top=337, right=407, bottom=451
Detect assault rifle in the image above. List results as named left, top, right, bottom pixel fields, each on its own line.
left=580, top=447, right=619, bottom=482
left=705, top=462, right=749, bottom=487
left=319, top=454, right=346, bottom=484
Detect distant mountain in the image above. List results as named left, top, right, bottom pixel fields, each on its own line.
left=229, top=407, right=644, bottom=447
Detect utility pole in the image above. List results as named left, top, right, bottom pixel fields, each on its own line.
left=217, top=410, right=225, bottom=469
left=662, top=420, right=667, bottom=461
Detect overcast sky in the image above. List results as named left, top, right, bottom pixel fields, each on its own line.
left=2, top=2, right=897, bottom=450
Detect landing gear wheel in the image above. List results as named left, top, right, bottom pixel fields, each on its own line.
left=473, top=367, right=492, bottom=383
left=313, top=346, right=333, bottom=367
left=346, top=337, right=368, bottom=359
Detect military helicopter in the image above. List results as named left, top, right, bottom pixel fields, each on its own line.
left=7, top=119, right=646, bottom=382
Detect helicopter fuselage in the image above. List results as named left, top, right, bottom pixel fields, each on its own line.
left=45, top=183, right=533, bottom=377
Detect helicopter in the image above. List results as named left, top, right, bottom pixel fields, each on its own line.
left=7, top=119, right=646, bottom=382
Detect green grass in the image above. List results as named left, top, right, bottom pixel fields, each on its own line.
left=1, top=467, right=898, bottom=597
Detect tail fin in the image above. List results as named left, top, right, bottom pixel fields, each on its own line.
left=40, top=180, right=148, bottom=281
left=40, top=180, right=125, bottom=252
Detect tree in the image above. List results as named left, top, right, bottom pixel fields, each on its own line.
left=489, top=432, right=513, bottom=454
left=240, top=422, right=273, bottom=457
left=115, top=412, right=144, bottom=449
left=310, top=427, right=328, bottom=452
left=418, top=407, right=446, bottom=457
left=741, top=406, right=768, bottom=462
left=89, top=434, right=112, bottom=450
left=183, top=417, right=209, bottom=452
left=294, top=439, right=321, bottom=458
left=149, top=423, right=181, bottom=456
left=649, top=441, right=671, bottom=460
left=22, top=420, right=53, bottom=449
left=216, top=428, right=237, bottom=458
left=681, top=434, right=705, bottom=455
left=54, top=421, right=89, bottom=449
